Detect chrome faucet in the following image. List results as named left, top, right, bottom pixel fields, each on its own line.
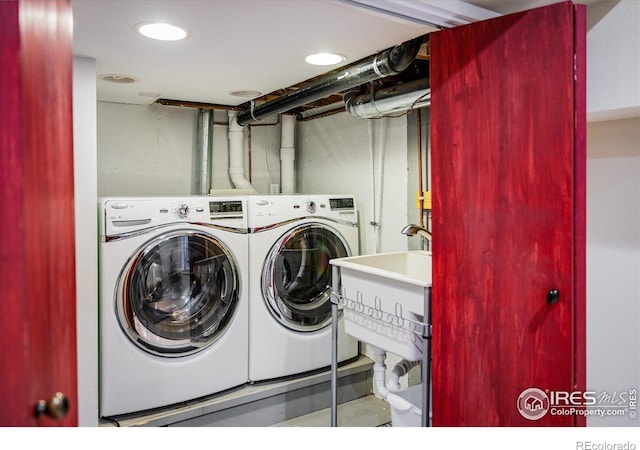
left=401, top=224, right=432, bottom=240
left=401, top=224, right=432, bottom=250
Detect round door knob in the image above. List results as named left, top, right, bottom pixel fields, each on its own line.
left=547, top=289, right=560, bottom=305
left=35, top=392, right=70, bottom=420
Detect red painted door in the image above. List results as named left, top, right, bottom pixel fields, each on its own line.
left=430, top=1, right=586, bottom=426
left=0, top=0, right=77, bottom=426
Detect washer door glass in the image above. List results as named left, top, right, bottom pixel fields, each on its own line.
left=262, top=223, right=350, bottom=332
left=117, top=231, right=239, bottom=357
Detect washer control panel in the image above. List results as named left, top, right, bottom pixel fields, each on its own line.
left=102, top=196, right=248, bottom=239
left=209, top=200, right=244, bottom=219
left=329, top=197, right=355, bottom=211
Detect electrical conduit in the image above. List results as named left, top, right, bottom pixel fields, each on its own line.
left=376, top=117, right=386, bottom=254
left=368, top=120, right=377, bottom=253
left=368, top=117, right=387, bottom=254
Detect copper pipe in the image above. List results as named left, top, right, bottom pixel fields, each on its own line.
left=417, top=109, right=424, bottom=228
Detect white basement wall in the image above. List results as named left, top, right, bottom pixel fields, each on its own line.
left=73, top=56, right=99, bottom=427
left=586, top=117, right=640, bottom=427
left=297, top=111, right=410, bottom=255
left=97, top=102, right=196, bottom=196
left=585, top=0, right=640, bottom=426
left=587, top=0, right=640, bottom=121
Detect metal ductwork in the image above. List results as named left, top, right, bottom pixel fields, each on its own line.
left=235, top=36, right=425, bottom=126
left=344, top=79, right=430, bottom=119
left=193, top=109, right=213, bottom=195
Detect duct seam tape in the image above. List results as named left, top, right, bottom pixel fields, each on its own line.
left=280, top=147, right=295, bottom=161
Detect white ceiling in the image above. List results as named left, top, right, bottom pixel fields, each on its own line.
left=71, top=0, right=570, bottom=108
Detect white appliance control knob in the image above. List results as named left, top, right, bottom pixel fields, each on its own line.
left=176, top=203, right=189, bottom=218
left=306, top=200, right=317, bottom=214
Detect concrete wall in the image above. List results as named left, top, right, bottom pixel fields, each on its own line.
left=97, top=102, right=196, bottom=197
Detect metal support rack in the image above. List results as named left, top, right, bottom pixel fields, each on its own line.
left=330, top=265, right=432, bottom=427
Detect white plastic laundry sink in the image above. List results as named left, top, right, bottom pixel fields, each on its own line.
left=331, top=250, right=431, bottom=288
left=330, top=251, right=432, bottom=360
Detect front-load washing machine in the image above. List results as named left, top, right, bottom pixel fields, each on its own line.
left=247, top=194, right=360, bottom=382
left=99, top=196, right=248, bottom=417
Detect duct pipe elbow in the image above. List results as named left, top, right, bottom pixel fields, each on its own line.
left=344, top=80, right=431, bottom=120
left=227, top=112, right=257, bottom=193
left=387, top=37, right=423, bottom=73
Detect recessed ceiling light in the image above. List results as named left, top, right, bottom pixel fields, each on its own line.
left=305, top=52, right=346, bottom=66
left=136, top=22, right=189, bottom=41
left=229, top=90, right=262, bottom=98
left=138, top=91, right=162, bottom=98
left=98, top=74, right=138, bottom=84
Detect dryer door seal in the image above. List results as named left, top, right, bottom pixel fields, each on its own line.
left=116, top=230, right=240, bottom=357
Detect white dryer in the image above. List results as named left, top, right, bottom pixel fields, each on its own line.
left=247, top=194, right=359, bottom=382
left=99, top=196, right=248, bottom=417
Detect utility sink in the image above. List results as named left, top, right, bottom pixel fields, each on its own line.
left=331, top=250, right=432, bottom=288
left=330, top=251, right=432, bottom=361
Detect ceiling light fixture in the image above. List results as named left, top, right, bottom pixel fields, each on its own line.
left=305, top=52, right=346, bottom=66
left=98, top=74, right=138, bottom=84
left=229, top=90, right=262, bottom=98
left=136, top=22, right=189, bottom=41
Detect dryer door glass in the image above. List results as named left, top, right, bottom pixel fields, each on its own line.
left=263, top=223, right=350, bottom=332
left=117, top=231, right=239, bottom=357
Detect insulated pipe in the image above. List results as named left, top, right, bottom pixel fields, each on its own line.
left=280, top=114, right=296, bottom=194
left=344, top=80, right=431, bottom=119
left=235, top=36, right=425, bottom=126
left=296, top=100, right=345, bottom=121
left=227, top=111, right=257, bottom=193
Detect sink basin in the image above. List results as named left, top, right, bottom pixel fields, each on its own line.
left=330, top=251, right=432, bottom=361
left=330, top=250, right=431, bottom=288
